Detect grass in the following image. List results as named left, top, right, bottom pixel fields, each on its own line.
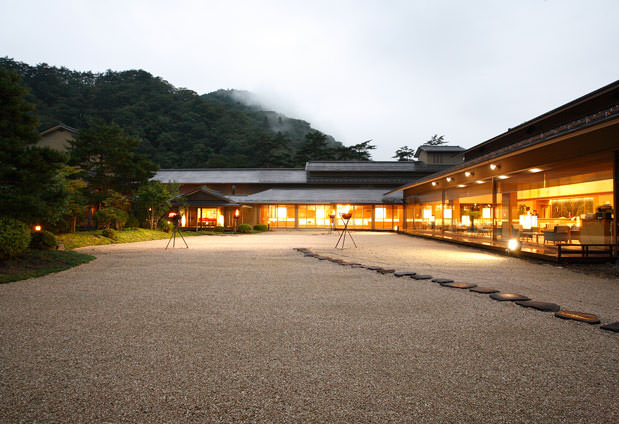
left=0, top=250, right=95, bottom=284
left=56, top=227, right=252, bottom=250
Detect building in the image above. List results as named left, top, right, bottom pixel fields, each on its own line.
left=390, top=80, right=618, bottom=261
left=153, top=161, right=450, bottom=231
left=414, top=145, right=465, bottom=164
left=38, top=123, right=77, bottom=152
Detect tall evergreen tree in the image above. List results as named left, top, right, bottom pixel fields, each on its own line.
left=0, top=68, right=67, bottom=225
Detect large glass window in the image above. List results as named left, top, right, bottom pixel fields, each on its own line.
left=262, top=204, right=296, bottom=228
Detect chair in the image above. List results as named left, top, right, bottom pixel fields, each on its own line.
left=543, top=225, right=569, bottom=244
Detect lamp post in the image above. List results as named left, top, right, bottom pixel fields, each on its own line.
left=234, top=208, right=240, bottom=232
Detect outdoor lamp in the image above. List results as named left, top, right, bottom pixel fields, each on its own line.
left=34, top=225, right=42, bottom=232
left=507, top=239, right=520, bottom=251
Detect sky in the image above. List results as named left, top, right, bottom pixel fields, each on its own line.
left=1, top=0, right=618, bottom=160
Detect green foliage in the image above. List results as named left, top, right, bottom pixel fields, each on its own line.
left=134, top=181, right=178, bottom=229
left=214, top=225, right=225, bottom=233
left=253, top=224, right=268, bottom=232
left=101, top=228, right=118, bottom=240
left=0, top=59, right=349, bottom=168
left=424, top=134, right=446, bottom=145
left=94, top=207, right=128, bottom=230
left=158, top=220, right=173, bottom=233
left=69, top=122, right=158, bottom=200
left=0, top=217, right=31, bottom=259
left=393, top=145, right=416, bottom=161
left=237, top=223, right=252, bottom=233
left=125, top=216, right=140, bottom=229
left=0, top=67, right=68, bottom=225
left=29, top=230, right=57, bottom=250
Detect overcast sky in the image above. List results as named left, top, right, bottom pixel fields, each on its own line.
left=2, top=0, right=618, bottom=160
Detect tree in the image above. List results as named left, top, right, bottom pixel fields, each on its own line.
left=69, top=122, right=159, bottom=206
left=294, top=131, right=334, bottom=165
left=334, top=139, right=376, bottom=161
left=424, top=134, right=446, bottom=145
left=134, top=181, right=179, bottom=229
left=392, top=145, right=416, bottom=161
left=0, top=68, right=67, bottom=225
left=253, top=131, right=293, bottom=168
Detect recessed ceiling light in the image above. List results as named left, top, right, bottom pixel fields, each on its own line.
left=457, top=184, right=466, bottom=188
left=464, top=171, right=474, bottom=177
left=431, top=181, right=438, bottom=186
left=446, top=177, right=453, bottom=182
left=497, top=175, right=509, bottom=179
left=475, top=180, right=485, bottom=184
left=529, top=168, right=543, bottom=173
left=489, top=164, right=499, bottom=170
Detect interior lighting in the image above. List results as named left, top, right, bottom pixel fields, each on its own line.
left=475, top=180, right=485, bottom=184
left=457, top=184, right=466, bottom=188
left=490, top=164, right=500, bottom=171
left=497, top=175, right=509, bottom=180
left=464, top=171, right=474, bottom=177
left=431, top=181, right=438, bottom=186
left=529, top=168, right=543, bottom=173
left=507, top=239, right=520, bottom=251
left=446, top=177, right=453, bottom=182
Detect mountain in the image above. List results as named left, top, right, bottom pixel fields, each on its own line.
left=0, top=58, right=345, bottom=168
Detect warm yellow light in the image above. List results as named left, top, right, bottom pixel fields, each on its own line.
left=375, top=207, right=386, bottom=220
left=529, top=168, right=543, bottom=173
left=423, top=208, right=432, bottom=219
left=278, top=206, right=287, bottom=218
left=446, top=177, right=453, bottom=182
left=181, top=215, right=186, bottom=227
left=394, top=225, right=399, bottom=231
left=519, top=214, right=532, bottom=230
left=457, top=184, right=466, bottom=188
left=431, top=181, right=438, bottom=186
left=489, top=164, right=497, bottom=170
left=497, top=175, right=509, bottom=180
left=507, top=239, right=520, bottom=251
left=461, top=215, right=471, bottom=226
left=443, top=209, right=452, bottom=219
left=482, top=208, right=491, bottom=219
left=464, top=171, right=474, bottom=177
left=34, top=225, right=42, bottom=232
left=475, top=180, right=485, bottom=184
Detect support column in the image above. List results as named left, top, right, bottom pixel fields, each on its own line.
left=294, top=205, right=299, bottom=229
left=614, top=150, right=619, bottom=248
left=492, top=177, right=497, bottom=241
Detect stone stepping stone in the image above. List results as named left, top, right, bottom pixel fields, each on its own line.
left=489, top=293, right=531, bottom=302
left=317, top=256, right=330, bottom=260
left=294, top=248, right=310, bottom=252
left=350, top=264, right=365, bottom=268
left=469, top=287, right=500, bottom=294
left=377, top=269, right=395, bottom=274
left=555, top=310, right=600, bottom=324
left=432, top=278, right=454, bottom=284
left=394, top=271, right=416, bottom=277
left=441, top=282, right=477, bottom=289
left=367, top=266, right=384, bottom=271
left=328, top=259, right=344, bottom=263
left=600, top=322, right=619, bottom=333
left=303, top=252, right=316, bottom=257
left=515, top=300, right=560, bottom=312
left=412, top=274, right=432, bottom=280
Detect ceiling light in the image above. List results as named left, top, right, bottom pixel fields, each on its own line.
left=490, top=164, right=500, bottom=170
left=431, top=181, right=438, bottom=186
left=464, top=171, right=474, bottom=177
left=497, top=175, right=509, bottom=179
left=457, top=184, right=466, bottom=188
left=475, top=180, right=485, bottom=184
left=446, top=177, right=453, bottom=182
left=529, top=168, right=543, bottom=173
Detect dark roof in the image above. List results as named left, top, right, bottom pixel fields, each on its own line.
left=413, top=145, right=465, bottom=158
left=465, top=79, right=619, bottom=161
left=154, top=169, right=307, bottom=184
left=305, top=161, right=447, bottom=172
left=230, top=188, right=402, bottom=204
left=40, top=123, right=78, bottom=136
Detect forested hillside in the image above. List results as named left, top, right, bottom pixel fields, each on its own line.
left=1, top=58, right=370, bottom=168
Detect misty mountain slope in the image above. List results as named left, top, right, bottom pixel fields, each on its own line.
left=0, top=58, right=343, bottom=168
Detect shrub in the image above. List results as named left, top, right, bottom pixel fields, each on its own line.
left=30, top=230, right=57, bottom=250
left=94, top=207, right=129, bottom=230
left=102, top=228, right=118, bottom=240
left=125, top=215, right=140, bottom=229
left=0, top=218, right=31, bottom=259
left=253, top=224, right=268, bottom=232
left=214, top=225, right=225, bottom=233
left=237, top=224, right=252, bottom=233
left=158, top=220, right=173, bottom=233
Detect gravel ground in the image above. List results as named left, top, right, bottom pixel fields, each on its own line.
left=0, top=231, right=617, bottom=423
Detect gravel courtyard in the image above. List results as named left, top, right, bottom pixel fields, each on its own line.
left=0, top=231, right=617, bottom=423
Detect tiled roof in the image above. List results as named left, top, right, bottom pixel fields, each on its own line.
left=305, top=161, right=447, bottom=172
left=154, top=169, right=307, bottom=184
left=229, top=188, right=403, bottom=204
